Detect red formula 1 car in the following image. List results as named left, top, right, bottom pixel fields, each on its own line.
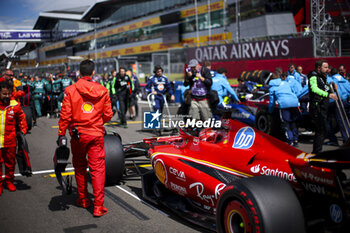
left=122, top=119, right=350, bottom=233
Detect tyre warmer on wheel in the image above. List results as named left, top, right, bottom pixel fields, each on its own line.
left=53, top=136, right=72, bottom=194
left=16, top=132, right=32, bottom=177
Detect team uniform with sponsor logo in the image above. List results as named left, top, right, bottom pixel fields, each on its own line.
left=32, top=80, right=46, bottom=117
left=58, top=76, right=72, bottom=112
left=0, top=99, right=27, bottom=194
left=145, top=75, right=173, bottom=112
left=58, top=76, right=113, bottom=211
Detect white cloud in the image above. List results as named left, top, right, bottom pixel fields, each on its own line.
left=0, top=20, right=31, bottom=54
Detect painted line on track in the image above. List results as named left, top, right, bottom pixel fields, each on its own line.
left=105, top=189, right=150, bottom=221
left=9, top=167, right=169, bottom=218
left=8, top=167, right=76, bottom=178
left=52, top=121, right=143, bottom=128
left=116, top=185, right=169, bottom=217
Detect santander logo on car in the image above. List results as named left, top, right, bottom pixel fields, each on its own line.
left=250, top=164, right=297, bottom=183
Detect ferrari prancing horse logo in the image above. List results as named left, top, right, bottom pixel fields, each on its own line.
left=82, top=102, right=94, bottom=113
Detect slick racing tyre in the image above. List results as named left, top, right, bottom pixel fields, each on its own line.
left=216, top=176, right=305, bottom=233
left=255, top=108, right=283, bottom=138
left=22, top=106, right=32, bottom=131
left=255, top=108, right=272, bottom=134
left=104, top=134, right=125, bottom=186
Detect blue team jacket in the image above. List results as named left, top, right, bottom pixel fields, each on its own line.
left=211, top=73, right=239, bottom=105
left=145, top=75, right=173, bottom=95
left=269, top=78, right=299, bottom=112
left=328, top=74, right=350, bottom=101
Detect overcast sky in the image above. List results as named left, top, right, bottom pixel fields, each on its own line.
left=0, top=0, right=96, bottom=54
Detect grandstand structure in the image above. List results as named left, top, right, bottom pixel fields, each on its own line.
left=0, top=0, right=349, bottom=79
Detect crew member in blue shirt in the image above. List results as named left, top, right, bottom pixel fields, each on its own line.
left=212, top=68, right=240, bottom=107
left=269, top=72, right=301, bottom=146
left=288, top=63, right=302, bottom=85
left=327, top=68, right=350, bottom=144
left=145, top=65, right=174, bottom=113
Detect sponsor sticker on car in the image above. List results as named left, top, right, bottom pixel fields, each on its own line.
left=330, top=204, right=342, bottom=223
left=233, top=127, right=255, bottom=149
left=250, top=164, right=297, bottom=182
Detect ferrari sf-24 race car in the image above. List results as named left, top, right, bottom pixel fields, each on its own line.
left=121, top=119, right=350, bottom=233
left=54, top=118, right=350, bottom=233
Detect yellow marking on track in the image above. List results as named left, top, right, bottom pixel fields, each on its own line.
left=47, top=171, right=75, bottom=178
left=46, top=164, right=151, bottom=177
left=52, top=121, right=143, bottom=128
left=104, top=121, right=143, bottom=125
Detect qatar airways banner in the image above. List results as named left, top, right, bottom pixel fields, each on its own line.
left=187, top=37, right=313, bottom=62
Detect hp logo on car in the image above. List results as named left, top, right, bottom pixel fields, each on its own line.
left=233, top=127, right=255, bottom=149
left=330, top=204, right=342, bottom=223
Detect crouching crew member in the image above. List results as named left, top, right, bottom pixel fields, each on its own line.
left=58, top=60, right=113, bottom=216
left=145, top=65, right=175, bottom=113
left=0, top=82, right=27, bottom=195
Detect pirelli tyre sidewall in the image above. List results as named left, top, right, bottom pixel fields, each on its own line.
left=104, top=134, right=125, bottom=186
left=216, top=176, right=305, bottom=233
left=22, top=106, right=32, bottom=131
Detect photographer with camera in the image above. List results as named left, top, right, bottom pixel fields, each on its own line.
left=184, top=59, right=212, bottom=121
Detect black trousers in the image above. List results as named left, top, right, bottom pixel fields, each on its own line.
left=310, top=102, right=328, bottom=154
left=117, top=93, right=128, bottom=125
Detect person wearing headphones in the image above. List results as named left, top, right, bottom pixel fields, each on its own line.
left=145, top=65, right=175, bottom=113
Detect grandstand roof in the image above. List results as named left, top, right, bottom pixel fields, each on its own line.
left=33, top=0, right=154, bottom=30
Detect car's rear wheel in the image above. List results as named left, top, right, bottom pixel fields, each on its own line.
left=104, top=133, right=125, bottom=186
left=223, top=200, right=252, bottom=233
left=217, top=176, right=305, bottom=233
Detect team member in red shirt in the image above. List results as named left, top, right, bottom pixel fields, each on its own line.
left=58, top=60, right=113, bottom=217
left=0, top=82, right=27, bottom=195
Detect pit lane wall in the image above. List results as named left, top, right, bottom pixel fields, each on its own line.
left=187, top=37, right=349, bottom=78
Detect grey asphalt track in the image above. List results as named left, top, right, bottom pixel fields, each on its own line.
left=0, top=103, right=341, bottom=233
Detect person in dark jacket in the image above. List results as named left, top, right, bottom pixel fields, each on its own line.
left=114, top=67, right=132, bottom=128
left=145, top=65, right=174, bottom=113
left=127, top=70, right=140, bottom=120
left=308, top=59, right=338, bottom=154
left=184, top=59, right=212, bottom=121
